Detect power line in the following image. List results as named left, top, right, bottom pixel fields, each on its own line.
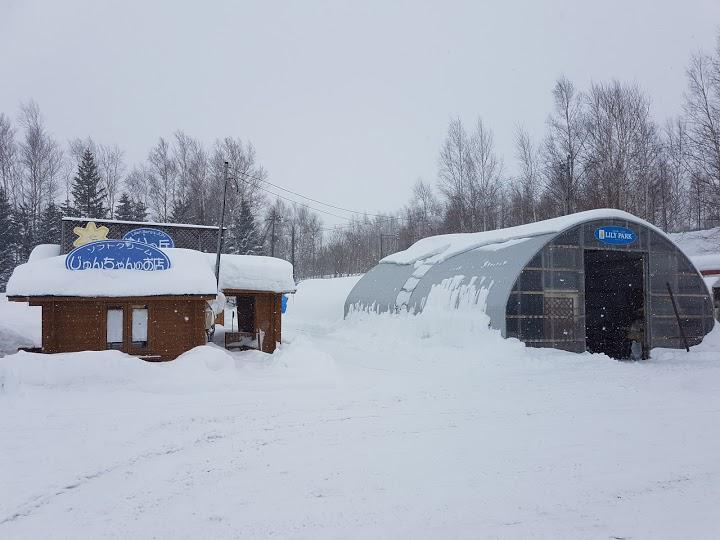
left=234, top=175, right=356, bottom=222
left=234, top=169, right=405, bottom=223
left=234, top=174, right=406, bottom=230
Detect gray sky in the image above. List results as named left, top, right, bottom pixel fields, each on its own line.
left=2, top=0, right=719, bottom=225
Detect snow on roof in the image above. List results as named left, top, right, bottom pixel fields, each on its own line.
left=62, top=216, right=224, bottom=230
left=212, top=253, right=296, bottom=294
left=668, top=227, right=720, bottom=256
left=690, top=254, right=720, bottom=273
left=7, top=248, right=217, bottom=298
left=382, top=209, right=668, bottom=266
left=7, top=248, right=296, bottom=298
left=28, top=244, right=61, bottom=262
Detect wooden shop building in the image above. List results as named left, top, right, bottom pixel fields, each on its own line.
left=6, top=220, right=296, bottom=360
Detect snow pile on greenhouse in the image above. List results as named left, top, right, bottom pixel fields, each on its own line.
left=382, top=208, right=667, bottom=266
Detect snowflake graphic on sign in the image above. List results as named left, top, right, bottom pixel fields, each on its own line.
left=73, top=221, right=110, bottom=247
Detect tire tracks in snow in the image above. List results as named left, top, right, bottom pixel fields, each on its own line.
left=0, top=445, right=183, bottom=526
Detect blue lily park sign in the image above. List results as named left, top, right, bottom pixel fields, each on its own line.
left=65, top=240, right=171, bottom=271
left=122, top=227, right=175, bottom=248
left=594, top=225, right=637, bottom=246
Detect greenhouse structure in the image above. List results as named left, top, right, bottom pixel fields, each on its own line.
left=345, top=209, right=715, bottom=359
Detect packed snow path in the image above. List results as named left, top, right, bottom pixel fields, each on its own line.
left=2, top=278, right=720, bottom=538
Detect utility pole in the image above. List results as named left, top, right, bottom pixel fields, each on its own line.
left=268, top=209, right=281, bottom=257
left=214, top=161, right=229, bottom=287
left=290, top=221, right=296, bottom=280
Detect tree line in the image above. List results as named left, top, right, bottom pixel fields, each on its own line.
left=321, top=34, right=720, bottom=275
left=1, top=34, right=719, bottom=289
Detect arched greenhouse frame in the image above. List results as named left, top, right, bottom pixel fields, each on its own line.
left=345, top=210, right=715, bottom=359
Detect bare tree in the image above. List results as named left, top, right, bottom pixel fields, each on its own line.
left=0, top=113, right=19, bottom=205
left=17, top=101, right=62, bottom=239
left=437, top=118, right=472, bottom=232
left=208, top=137, right=265, bottom=228
left=98, top=144, right=125, bottom=218
left=683, top=41, right=720, bottom=223
left=399, top=179, right=442, bottom=246
left=583, top=80, right=657, bottom=213
left=542, top=77, right=586, bottom=215
left=467, top=118, right=503, bottom=231
left=123, top=164, right=151, bottom=215
left=513, top=125, right=540, bottom=223
left=655, top=119, right=692, bottom=230
left=147, top=137, right=177, bottom=222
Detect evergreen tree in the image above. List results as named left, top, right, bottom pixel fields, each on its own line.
left=37, top=201, right=62, bottom=244
left=230, top=198, right=262, bottom=255
left=11, top=203, right=34, bottom=262
left=59, top=197, right=79, bottom=218
left=71, top=149, right=107, bottom=218
left=132, top=199, right=148, bottom=222
left=0, top=187, right=18, bottom=291
left=169, top=197, right=193, bottom=224
left=114, top=193, right=135, bottom=221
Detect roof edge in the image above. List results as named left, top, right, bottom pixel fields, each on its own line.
left=381, top=209, right=673, bottom=267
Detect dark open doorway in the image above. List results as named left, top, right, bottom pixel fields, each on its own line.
left=236, top=295, right=256, bottom=333
left=584, top=250, right=646, bottom=359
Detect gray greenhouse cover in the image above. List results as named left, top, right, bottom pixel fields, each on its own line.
left=345, top=209, right=677, bottom=330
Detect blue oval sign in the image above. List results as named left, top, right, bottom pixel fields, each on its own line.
left=65, top=240, right=171, bottom=271
left=594, top=226, right=637, bottom=246
left=122, top=228, right=174, bottom=248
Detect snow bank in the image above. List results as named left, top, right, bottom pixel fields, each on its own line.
left=0, top=340, right=337, bottom=395
left=212, top=253, right=296, bottom=293
left=285, top=276, right=362, bottom=324
left=0, top=326, right=35, bottom=357
left=0, top=347, right=225, bottom=394
left=382, top=209, right=667, bottom=265
left=0, top=350, right=154, bottom=392
left=0, top=294, right=40, bottom=356
left=344, top=273, right=511, bottom=354
left=7, top=248, right=217, bottom=297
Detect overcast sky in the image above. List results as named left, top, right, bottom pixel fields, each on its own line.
left=2, top=0, right=719, bottom=225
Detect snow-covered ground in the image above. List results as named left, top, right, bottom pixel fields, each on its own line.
left=2, top=278, right=720, bottom=538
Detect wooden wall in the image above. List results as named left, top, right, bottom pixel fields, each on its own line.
left=255, top=293, right=282, bottom=353
left=28, top=296, right=210, bottom=361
